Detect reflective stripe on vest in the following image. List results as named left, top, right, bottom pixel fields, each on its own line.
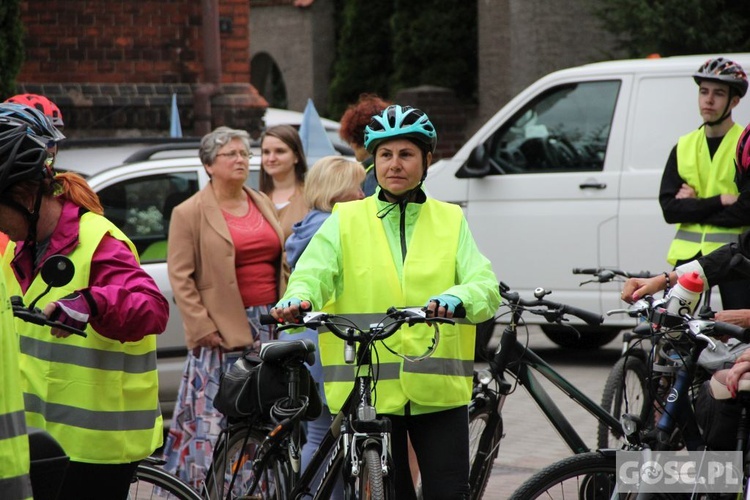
left=667, top=124, right=747, bottom=265
left=320, top=197, right=475, bottom=414
left=0, top=278, right=32, bottom=499
left=3, top=212, right=163, bottom=463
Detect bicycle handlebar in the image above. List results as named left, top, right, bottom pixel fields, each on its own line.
left=499, top=286, right=603, bottom=326
left=11, top=296, right=87, bottom=337
left=573, top=267, right=654, bottom=283
left=610, top=295, right=750, bottom=344
left=260, top=306, right=459, bottom=343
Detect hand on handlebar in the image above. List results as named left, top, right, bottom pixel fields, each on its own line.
left=425, top=294, right=462, bottom=319
left=715, top=309, right=750, bottom=329
left=621, top=274, right=669, bottom=303
left=271, top=298, right=312, bottom=324
left=43, top=293, right=90, bottom=339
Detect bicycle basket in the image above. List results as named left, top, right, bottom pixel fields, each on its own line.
left=214, top=352, right=322, bottom=422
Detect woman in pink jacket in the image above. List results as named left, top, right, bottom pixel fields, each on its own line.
left=0, top=105, right=168, bottom=500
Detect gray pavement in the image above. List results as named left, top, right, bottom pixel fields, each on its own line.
left=479, top=326, right=622, bottom=498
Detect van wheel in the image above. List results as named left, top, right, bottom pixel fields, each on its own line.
left=475, top=318, right=496, bottom=360
left=540, top=325, right=620, bottom=349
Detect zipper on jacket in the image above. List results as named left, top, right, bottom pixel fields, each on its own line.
left=399, top=201, right=407, bottom=263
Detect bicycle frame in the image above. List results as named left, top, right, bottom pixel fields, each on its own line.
left=469, top=296, right=621, bottom=492
left=290, top=333, right=392, bottom=499
left=496, top=323, right=621, bottom=451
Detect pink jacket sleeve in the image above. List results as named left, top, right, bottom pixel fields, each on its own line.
left=86, top=234, right=169, bottom=342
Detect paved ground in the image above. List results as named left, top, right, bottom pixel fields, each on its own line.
left=479, top=326, right=622, bottom=498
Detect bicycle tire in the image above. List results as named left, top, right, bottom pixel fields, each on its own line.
left=598, top=355, right=651, bottom=449
left=130, top=462, right=202, bottom=500
left=508, top=451, right=617, bottom=500
left=361, top=445, right=386, bottom=500
left=468, top=398, right=502, bottom=500
left=203, top=425, right=289, bottom=500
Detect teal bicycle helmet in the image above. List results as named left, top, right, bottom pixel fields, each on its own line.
left=364, top=105, right=437, bottom=155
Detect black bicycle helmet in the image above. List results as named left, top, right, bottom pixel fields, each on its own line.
left=693, top=57, right=749, bottom=98
left=0, top=117, right=51, bottom=196
left=0, top=103, right=65, bottom=144
left=364, top=105, right=437, bottom=155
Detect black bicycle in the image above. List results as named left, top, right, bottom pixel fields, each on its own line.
left=572, top=267, right=660, bottom=450
left=200, top=306, right=456, bottom=500
left=507, top=299, right=750, bottom=499
left=465, top=281, right=634, bottom=499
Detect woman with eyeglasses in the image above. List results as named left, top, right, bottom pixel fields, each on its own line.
left=161, top=126, right=287, bottom=489
left=260, top=124, right=310, bottom=242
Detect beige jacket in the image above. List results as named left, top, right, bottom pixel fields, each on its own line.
left=168, top=184, right=286, bottom=349
left=277, top=184, right=310, bottom=243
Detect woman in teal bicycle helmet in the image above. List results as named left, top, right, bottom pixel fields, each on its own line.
left=272, top=105, right=500, bottom=499
left=364, top=104, right=437, bottom=202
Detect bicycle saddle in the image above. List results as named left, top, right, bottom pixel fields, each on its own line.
left=260, top=338, right=316, bottom=365
left=709, top=369, right=750, bottom=400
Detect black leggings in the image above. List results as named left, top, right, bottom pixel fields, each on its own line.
left=56, top=460, right=140, bottom=500
left=387, top=405, right=469, bottom=500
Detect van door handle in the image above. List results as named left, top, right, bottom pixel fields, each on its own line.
left=579, top=182, right=607, bottom=189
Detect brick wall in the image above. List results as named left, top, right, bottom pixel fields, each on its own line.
left=16, top=0, right=266, bottom=136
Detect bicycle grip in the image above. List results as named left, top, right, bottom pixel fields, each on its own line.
left=453, top=304, right=467, bottom=319
left=572, top=268, right=599, bottom=275
left=560, top=304, right=603, bottom=326
left=259, top=314, right=278, bottom=325
left=713, top=321, right=750, bottom=343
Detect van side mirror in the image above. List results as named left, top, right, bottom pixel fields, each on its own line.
left=456, top=144, right=491, bottom=178
left=28, top=255, right=76, bottom=310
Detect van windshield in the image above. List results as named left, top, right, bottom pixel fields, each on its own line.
left=486, top=80, right=621, bottom=174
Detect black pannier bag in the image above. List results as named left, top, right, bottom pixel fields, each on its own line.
left=214, top=349, right=322, bottom=422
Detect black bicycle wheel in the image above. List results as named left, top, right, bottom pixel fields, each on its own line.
left=468, top=398, right=502, bottom=500
left=130, top=462, right=202, bottom=500
left=508, top=451, right=617, bottom=500
left=598, top=355, right=651, bottom=449
left=360, top=445, right=386, bottom=500
left=203, top=426, right=289, bottom=500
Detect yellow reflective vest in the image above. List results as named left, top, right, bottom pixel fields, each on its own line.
left=0, top=278, right=32, bottom=499
left=318, top=197, right=476, bottom=414
left=2, top=212, right=163, bottom=464
left=667, top=124, right=747, bottom=265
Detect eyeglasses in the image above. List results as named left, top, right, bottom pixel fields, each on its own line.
left=216, top=150, right=252, bottom=160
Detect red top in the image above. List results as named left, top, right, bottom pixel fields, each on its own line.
left=223, top=198, right=281, bottom=307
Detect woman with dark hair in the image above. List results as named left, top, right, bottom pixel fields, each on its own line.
left=272, top=105, right=500, bottom=499
left=0, top=105, right=168, bottom=500
left=260, top=124, right=309, bottom=241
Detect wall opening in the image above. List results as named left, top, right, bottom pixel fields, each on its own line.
left=251, top=52, right=287, bottom=109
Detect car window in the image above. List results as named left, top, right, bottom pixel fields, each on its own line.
left=98, top=172, right=199, bottom=262
left=484, top=80, right=621, bottom=174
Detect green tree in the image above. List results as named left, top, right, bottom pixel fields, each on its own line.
left=594, top=0, right=750, bottom=57
left=0, top=0, right=24, bottom=98
left=391, top=0, right=477, bottom=101
left=327, top=0, right=394, bottom=119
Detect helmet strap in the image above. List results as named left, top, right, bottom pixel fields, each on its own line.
left=702, top=98, right=733, bottom=128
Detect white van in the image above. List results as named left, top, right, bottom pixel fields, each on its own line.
left=424, top=53, right=750, bottom=348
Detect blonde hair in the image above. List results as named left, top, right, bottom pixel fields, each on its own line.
left=304, top=156, right=365, bottom=212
